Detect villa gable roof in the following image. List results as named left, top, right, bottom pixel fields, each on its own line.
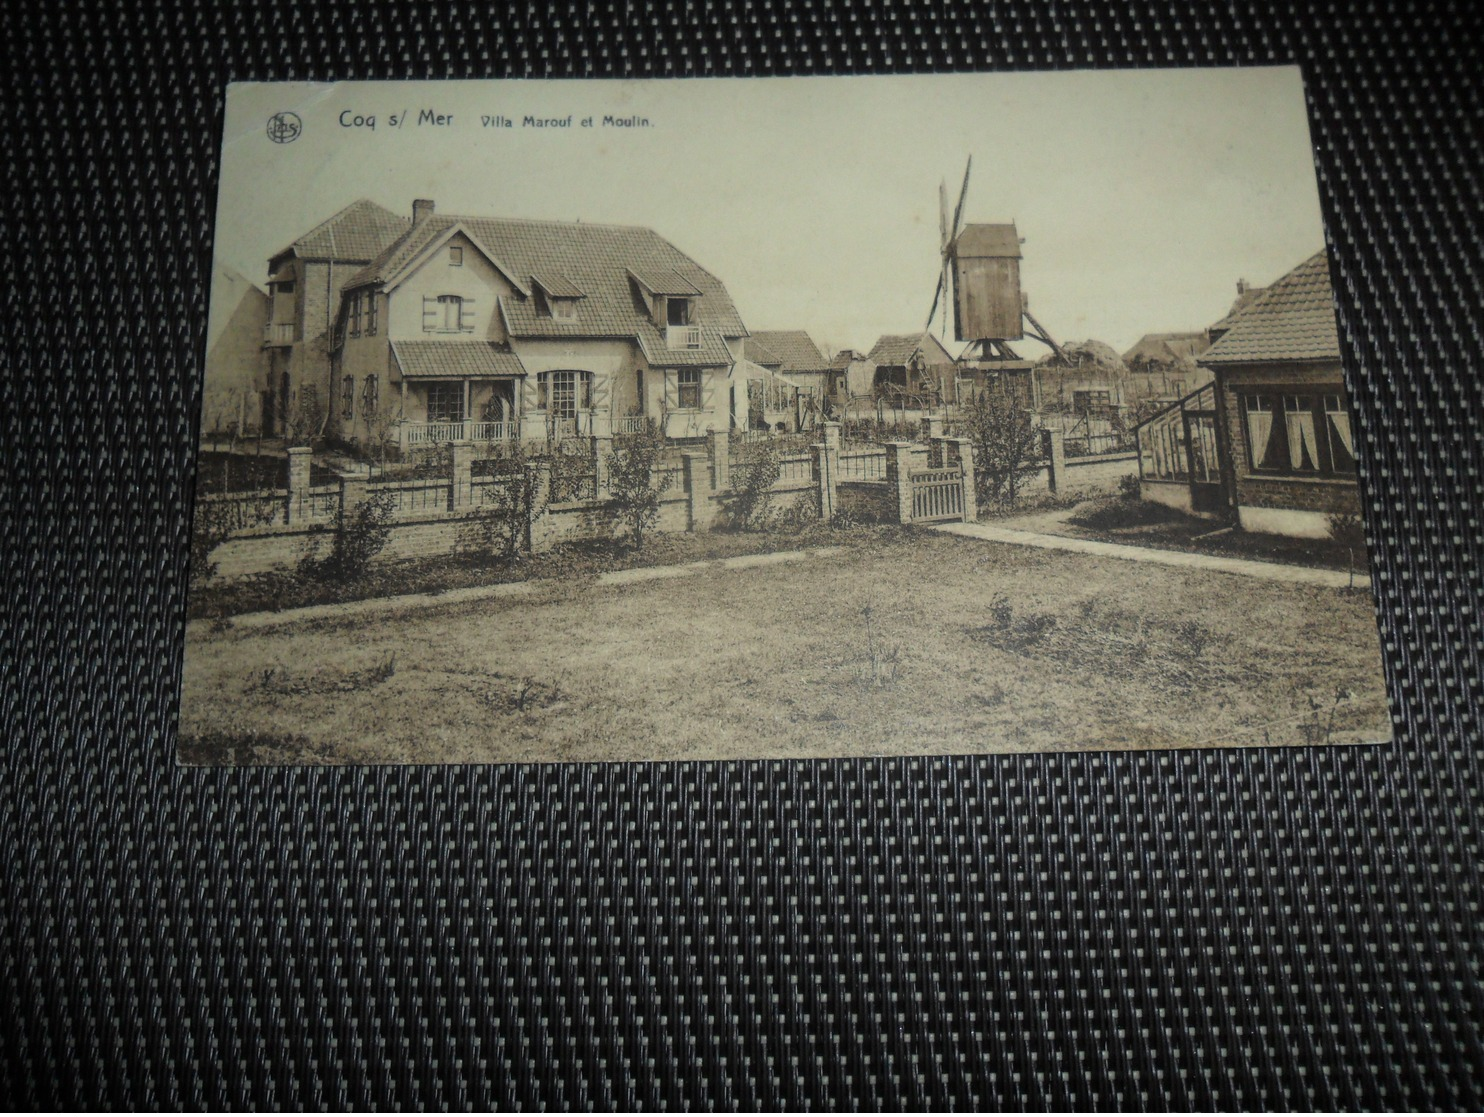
left=270, top=199, right=409, bottom=265
left=1200, top=251, right=1340, bottom=365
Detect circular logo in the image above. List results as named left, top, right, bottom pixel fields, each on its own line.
left=266, top=111, right=302, bottom=144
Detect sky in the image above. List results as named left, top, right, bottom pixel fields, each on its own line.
left=213, top=70, right=1326, bottom=358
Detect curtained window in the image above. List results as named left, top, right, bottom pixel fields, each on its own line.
left=1244, top=392, right=1356, bottom=477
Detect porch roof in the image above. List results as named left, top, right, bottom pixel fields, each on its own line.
left=391, top=340, right=528, bottom=379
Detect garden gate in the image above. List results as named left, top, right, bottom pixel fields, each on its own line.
left=909, top=467, right=965, bottom=522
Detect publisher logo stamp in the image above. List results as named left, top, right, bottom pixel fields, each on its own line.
left=266, top=112, right=302, bottom=144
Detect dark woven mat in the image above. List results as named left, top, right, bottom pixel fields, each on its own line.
left=3, top=2, right=1481, bottom=1108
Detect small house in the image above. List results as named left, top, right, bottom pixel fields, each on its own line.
left=862, top=332, right=960, bottom=405
left=1135, top=249, right=1362, bottom=538
left=1122, top=331, right=1212, bottom=415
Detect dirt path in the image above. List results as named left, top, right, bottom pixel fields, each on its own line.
left=934, top=521, right=1371, bottom=590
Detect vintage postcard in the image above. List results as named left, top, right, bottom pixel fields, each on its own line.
left=181, top=71, right=1391, bottom=764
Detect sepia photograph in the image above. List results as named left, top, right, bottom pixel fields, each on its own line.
left=180, top=71, right=1391, bottom=764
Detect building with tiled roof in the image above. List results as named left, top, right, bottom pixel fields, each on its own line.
left=1134, top=249, right=1363, bottom=538
left=312, top=199, right=753, bottom=448
left=256, top=199, right=410, bottom=438
left=860, top=332, right=960, bottom=403
left=1122, top=331, right=1214, bottom=413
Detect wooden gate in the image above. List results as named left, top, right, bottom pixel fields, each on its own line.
left=910, top=468, right=964, bottom=522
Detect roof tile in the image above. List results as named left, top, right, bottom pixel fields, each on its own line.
left=391, top=340, right=528, bottom=379
left=1200, top=251, right=1339, bottom=364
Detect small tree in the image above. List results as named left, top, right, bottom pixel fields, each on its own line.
left=607, top=419, right=671, bottom=550
left=300, top=490, right=396, bottom=581
left=189, top=492, right=280, bottom=582
left=458, top=445, right=540, bottom=562
left=962, top=385, right=1043, bottom=508
left=1327, top=510, right=1369, bottom=589
left=726, top=437, right=782, bottom=529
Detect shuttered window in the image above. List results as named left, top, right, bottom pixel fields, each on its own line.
left=677, top=368, right=701, bottom=410
left=424, top=295, right=474, bottom=333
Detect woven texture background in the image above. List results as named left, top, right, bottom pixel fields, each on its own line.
left=3, top=1, right=1481, bottom=1108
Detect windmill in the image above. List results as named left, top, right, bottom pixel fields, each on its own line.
left=926, top=157, right=1068, bottom=376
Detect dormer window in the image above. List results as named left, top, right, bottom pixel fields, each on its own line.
left=276, top=280, right=296, bottom=295
left=552, top=297, right=577, bottom=321
left=665, top=297, right=692, bottom=327
left=532, top=273, right=585, bottom=321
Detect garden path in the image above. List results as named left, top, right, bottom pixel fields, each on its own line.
left=933, top=521, right=1372, bottom=590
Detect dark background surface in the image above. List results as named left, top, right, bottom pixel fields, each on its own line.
left=3, top=2, right=1481, bottom=1108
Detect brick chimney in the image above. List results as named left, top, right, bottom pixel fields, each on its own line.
left=1236, top=278, right=1248, bottom=295
left=412, top=199, right=435, bottom=226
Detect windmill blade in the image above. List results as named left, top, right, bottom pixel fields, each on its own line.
left=949, top=156, right=972, bottom=243
left=926, top=266, right=946, bottom=330
left=939, top=179, right=950, bottom=253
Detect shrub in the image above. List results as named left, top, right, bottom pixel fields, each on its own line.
left=458, top=448, right=539, bottom=563
left=299, top=490, right=397, bottom=582
left=726, top=438, right=782, bottom=529
left=607, top=419, right=671, bottom=550
left=1117, top=472, right=1142, bottom=501
left=189, top=492, right=280, bottom=582
left=962, top=386, right=1043, bottom=508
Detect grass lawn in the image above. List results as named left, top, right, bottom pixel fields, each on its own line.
left=179, top=529, right=1392, bottom=765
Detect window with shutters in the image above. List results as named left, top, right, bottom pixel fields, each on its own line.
left=425, top=294, right=473, bottom=333
left=540, top=370, right=592, bottom=419
left=1242, top=391, right=1356, bottom=477
left=365, top=291, right=378, bottom=335
left=341, top=375, right=355, bottom=420
left=348, top=293, right=362, bottom=337
left=361, top=375, right=379, bottom=417
left=677, top=368, right=701, bottom=410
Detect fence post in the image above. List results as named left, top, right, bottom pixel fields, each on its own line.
left=526, top=458, right=551, bottom=552
left=285, top=446, right=312, bottom=524
left=951, top=437, right=977, bottom=522
left=1041, top=426, right=1066, bottom=494
left=708, top=428, right=730, bottom=491
left=449, top=440, right=473, bottom=509
left=812, top=440, right=839, bottom=521
left=920, top=414, right=945, bottom=442
left=591, top=434, right=612, bottom=496
left=682, top=450, right=714, bottom=531
left=822, top=420, right=842, bottom=452
left=883, top=441, right=916, bottom=524
left=339, top=475, right=368, bottom=522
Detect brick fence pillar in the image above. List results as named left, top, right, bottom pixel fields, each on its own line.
left=591, top=434, right=612, bottom=496
left=449, top=440, right=473, bottom=509
left=1041, top=426, right=1066, bottom=494
left=812, top=442, right=839, bottom=521
left=883, top=441, right=917, bottom=524
left=921, top=414, right=945, bottom=442
left=708, top=428, right=730, bottom=491
left=683, top=450, right=715, bottom=531
left=821, top=421, right=842, bottom=452
left=950, top=437, right=978, bottom=522
left=285, top=446, right=312, bottom=524
left=339, top=475, right=368, bottom=522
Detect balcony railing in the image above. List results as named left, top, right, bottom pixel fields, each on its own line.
left=612, top=415, right=649, bottom=435
left=262, top=322, right=295, bottom=346
left=664, top=325, right=702, bottom=350
left=400, top=420, right=520, bottom=447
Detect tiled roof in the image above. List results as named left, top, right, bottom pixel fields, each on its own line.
left=1200, top=251, right=1340, bottom=365
left=742, top=338, right=783, bottom=368
left=952, top=223, right=1022, bottom=259
left=866, top=332, right=957, bottom=367
left=747, top=330, right=829, bottom=374
left=273, top=199, right=409, bottom=264
left=1207, top=285, right=1269, bottom=337
left=347, top=212, right=746, bottom=368
left=530, top=272, right=586, bottom=298
left=627, top=266, right=703, bottom=297
left=391, top=340, right=528, bottom=379
left=1122, top=331, right=1210, bottom=366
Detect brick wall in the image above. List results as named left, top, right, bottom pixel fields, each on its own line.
left=1019, top=451, right=1138, bottom=498
left=837, top=480, right=894, bottom=522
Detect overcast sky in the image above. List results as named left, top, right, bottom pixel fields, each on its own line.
left=214, top=70, right=1326, bottom=357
